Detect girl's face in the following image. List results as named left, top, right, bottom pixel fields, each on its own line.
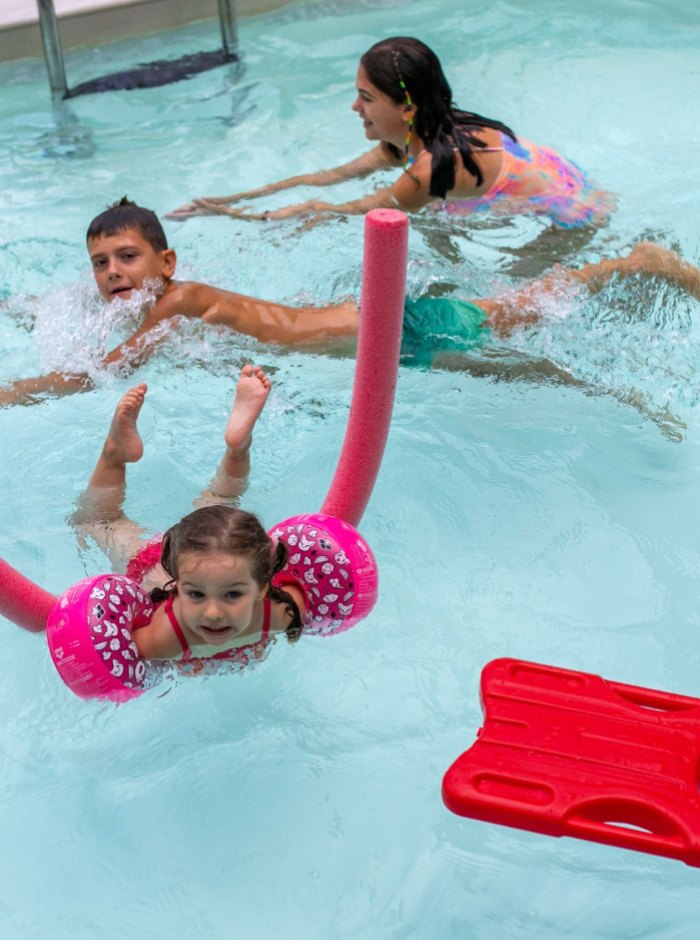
left=352, top=65, right=409, bottom=144
left=175, top=551, right=267, bottom=647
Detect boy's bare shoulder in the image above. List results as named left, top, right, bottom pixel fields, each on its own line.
left=151, top=278, right=223, bottom=320
left=146, top=278, right=256, bottom=333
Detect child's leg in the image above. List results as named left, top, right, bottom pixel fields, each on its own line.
left=569, top=242, right=700, bottom=299
left=72, top=384, right=149, bottom=570
left=472, top=242, right=700, bottom=335
left=194, top=365, right=272, bottom=508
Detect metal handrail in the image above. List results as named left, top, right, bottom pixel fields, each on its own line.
left=218, top=0, right=239, bottom=56
left=37, top=0, right=67, bottom=96
left=35, top=0, right=239, bottom=98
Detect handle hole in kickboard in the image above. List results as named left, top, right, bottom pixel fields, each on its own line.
left=573, top=798, right=681, bottom=838
left=612, top=683, right=698, bottom=713
left=600, top=820, right=654, bottom=834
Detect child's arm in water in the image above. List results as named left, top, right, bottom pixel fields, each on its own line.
left=166, top=144, right=399, bottom=219
left=131, top=606, right=184, bottom=660
left=0, top=282, right=359, bottom=406
left=0, top=304, right=173, bottom=406
left=160, top=281, right=360, bottom=346
left=169, top=149, right=438, bottom=222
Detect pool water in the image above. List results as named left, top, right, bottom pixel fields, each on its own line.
left=2, top=0, right=700, bottom=936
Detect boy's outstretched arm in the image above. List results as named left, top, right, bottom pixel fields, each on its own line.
left=0, top=311, right=166, bottom=407
left=0, top=281, right=359, bottom=406
left=179, top=282, right=360, bottom=346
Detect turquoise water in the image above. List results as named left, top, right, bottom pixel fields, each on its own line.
left=2, top=0, right=700, bottom=936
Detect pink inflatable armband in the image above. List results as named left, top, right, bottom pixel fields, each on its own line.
left=270, top=513, right=378, bottom=636
left=47, top=574, right=154, bottom=702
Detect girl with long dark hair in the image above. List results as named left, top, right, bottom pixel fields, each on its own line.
left=168, top=37, right=614, bottom=230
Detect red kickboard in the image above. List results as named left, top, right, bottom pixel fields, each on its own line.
left=442, top=658, right=700, bottom=866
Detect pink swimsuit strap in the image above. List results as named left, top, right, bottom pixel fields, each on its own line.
left=164, top=594, right=191, bottom=659
left=164, top=594, right=272, bottom=660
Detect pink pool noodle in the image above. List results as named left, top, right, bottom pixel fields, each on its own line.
left=320, top=208, right=408, bottom=527
left=0, top=557, right=56, bottom=633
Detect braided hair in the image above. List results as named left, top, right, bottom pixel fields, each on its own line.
left=360, top=37, right=517, bottom=197
left=152, top=505, right=303, bottom=644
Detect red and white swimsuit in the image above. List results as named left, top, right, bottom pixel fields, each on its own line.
left=127, top=539, right=274, bottom=672
left=160, top=593, right=272, bottom=668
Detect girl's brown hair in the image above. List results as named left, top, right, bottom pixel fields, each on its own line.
left=360, top=37, right=516, bottom=197
left=154, top=505, right=303, bottom=643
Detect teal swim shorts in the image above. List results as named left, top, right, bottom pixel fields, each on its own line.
left=400, top=297, right=489, bottom=368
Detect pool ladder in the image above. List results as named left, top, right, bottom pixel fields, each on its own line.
left=37, top=0, right=239, bottom=98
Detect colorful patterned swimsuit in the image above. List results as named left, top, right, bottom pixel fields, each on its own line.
left=437, top=134, right=615, bottom=229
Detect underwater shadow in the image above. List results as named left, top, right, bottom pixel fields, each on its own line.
left=431, top=346, right=686, bottom=444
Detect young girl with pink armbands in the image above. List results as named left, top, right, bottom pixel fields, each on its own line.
left=46, top=366, right=378, bottom=700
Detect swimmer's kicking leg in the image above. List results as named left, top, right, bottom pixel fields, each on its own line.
left=439, top=242, right=700, bottom=441
left=72, top=383, right=149, bottom=568
left=88, top=383, right=147, bottom=494
left=571, top=242, right=700, bottom=300
left=195, top=364, right=272, bottom=507
left=471, top=242, right=700, bottom=334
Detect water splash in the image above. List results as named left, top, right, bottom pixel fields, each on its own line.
left=504, top=271, right=700, bottom=437
left=24, top=277, right=163, bottom=377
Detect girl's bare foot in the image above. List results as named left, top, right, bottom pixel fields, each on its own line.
left=623, top=241, right=681, bottom=275
left=623, top=242, right=700, bottom=299
left=224, top=366, right=271, bottom=456
left=102, top=384, right=147, bottom=467
left=568, top=242, right=700, bottom=300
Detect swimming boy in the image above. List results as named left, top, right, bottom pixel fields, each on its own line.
left=0, top=197, right=359, bottom=406
left=1, top=197, right=699, bottom=405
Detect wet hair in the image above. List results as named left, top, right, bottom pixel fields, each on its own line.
left=86, top=196, right=168, bottom=253
left=153, top=505, right=303, bottom=643
left=360, top=37, right=517, bottom=198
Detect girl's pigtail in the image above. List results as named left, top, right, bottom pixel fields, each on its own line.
left=149, top=527, right=177, bottom=604
left=268, top=537, right=304, bottom=644
left=149, top=580, right=176, bottom=604
left=159, top=527, right=175, bottom=577
left=271, top=539, right=288, bottom=576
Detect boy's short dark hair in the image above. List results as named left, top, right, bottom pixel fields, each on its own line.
left=86, top=196, right=168, bottom=252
